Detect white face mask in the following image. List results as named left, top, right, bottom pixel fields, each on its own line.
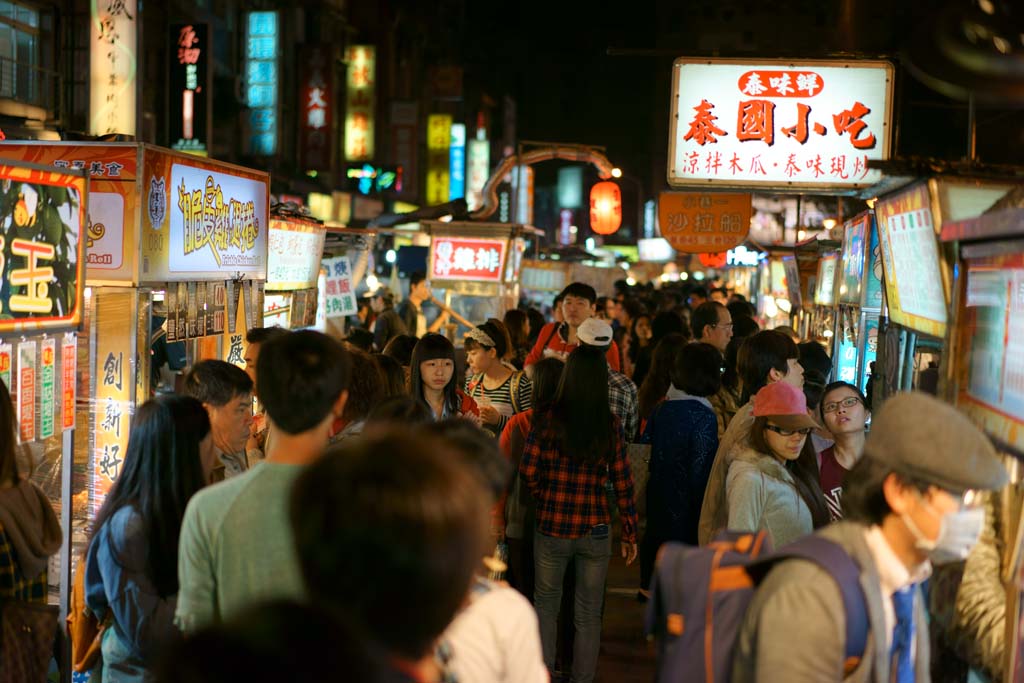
left=901, top=495, right=986, bottom=565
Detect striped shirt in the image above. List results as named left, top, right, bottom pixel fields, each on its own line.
left=465, top=371, right=532, bottom=435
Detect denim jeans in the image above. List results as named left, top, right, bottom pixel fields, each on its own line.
left=534, top=526, right=612, bottom=683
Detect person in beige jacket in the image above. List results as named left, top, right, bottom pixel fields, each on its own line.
left=733, top=393, right=1008, bottom=683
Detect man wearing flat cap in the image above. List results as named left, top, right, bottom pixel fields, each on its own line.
left=732, top=392, right=1008, bottom=683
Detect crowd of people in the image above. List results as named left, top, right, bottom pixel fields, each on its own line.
left=0, top=272, right=1010, bottom=683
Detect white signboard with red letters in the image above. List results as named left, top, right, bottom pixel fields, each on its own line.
left=668, top=58, right=894, bottom=190
left=430, top=236, right=508, bottom=283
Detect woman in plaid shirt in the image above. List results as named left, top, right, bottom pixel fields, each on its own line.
left=520, top=345, right=638, bottom=683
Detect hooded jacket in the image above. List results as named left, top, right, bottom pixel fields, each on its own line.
left=725, top=442, right=814, bottom=549
left=0, top=479, right=62, bottom=596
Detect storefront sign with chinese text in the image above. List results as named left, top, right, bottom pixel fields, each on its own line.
left=170, top=24, right=209, bottom=155
left=838, top=213, right=870, bottom=305
left=0, top=344, right=11, bottom=390
left=390, top=102, right=418, bottom=199
left=266, top=219, right=327, bottom=290
left=90, top=0, right=137, bottom=136
left=426, top=114, right=453, bottom=205
left=62, top=336, right=76, bottom=430
left=657, top=191, right=751, bottom=253
left=16, top=342, right=35, bottom=443
left=345, top=45, right=375, bottom=161
left=874, top=183, right=947, bottom=338
left=322, top=256, right=357, bottom=318
left=39, top=339, right=55, bottom=439
left=430, top=236, right=507, bottom=283
left=0, top=163, right=87, bottom=332
left=300, top=45, right=333, bottom=170
left=668, top=59, right=893, bottom=189
left=245, top=11, right=279, bottom=156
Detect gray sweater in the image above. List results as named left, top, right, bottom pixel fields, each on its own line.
left=725, top=444, right=814, bottom=549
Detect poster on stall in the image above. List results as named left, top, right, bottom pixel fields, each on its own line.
left=874, top=183, right=947, bottom=339
left=864, top=224, right=884, bottom=310
left=322, top=256, right=357, bottom=319
left=0, top=344, right=11, bottom=391
left=16, top=342, right=36, bottom=443
left=782, top=255, right=803, bottom=310
left=62, top=336, right=76, bottom=430
left=39, top=339, right=55, bottom=440
left=836, top=332, right=858, bottom=385
left=838, top=213, right=870, bottom=305
left=859, top=313, right=879, bottom=395
left=814, top=255, right=838, bottom=306
left=266, top=218, right=327, bottom=291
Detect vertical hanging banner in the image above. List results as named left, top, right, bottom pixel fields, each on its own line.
left=449, top=123, right=466, bottom=200
left=245, top=11, right=279, bottom=156
left=170, top=23, right=210, bottom=155
left=16, top=342, right=36, bottom=443
left=391, top=101, right=418, bottom=199
left=466, top=138, right=490, bottom=211
left=299, top=45, right=334, bottom=171
left=426, top=114, right=453, bottom=205
left=62, top=336, right=76, bottom=430
left=89, top=0, right=138, bottom=136
left=39, top=339, right=55, bottom=439
left=344, top=45, right=376, bottom=162
left=0, top=344, right=11, bottom=390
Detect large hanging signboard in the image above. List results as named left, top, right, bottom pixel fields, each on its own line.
left=245, top=11, right=279, bottom=156
left=0, top=163, right=87, bottom=333
left=657, top=191, right=751, bottom=253
left=873, top=183, right=948, bottom=338
left=89, top=0, right=137, bottom=136
left=668, top=58, right=893, bottom=190
left=266, top=218, right=326, bottom=291
left=344, top=45, right=376, bottom=162
left=299, top=45, right=334, bottom=171
left=429, top=236, right=507, bottom=283
left=426, top=114, right=453, bottom=205
left=169, top=23, right=210, bottom=156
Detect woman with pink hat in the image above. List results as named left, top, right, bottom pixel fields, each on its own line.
left=724, top=381, right=830, bottom=548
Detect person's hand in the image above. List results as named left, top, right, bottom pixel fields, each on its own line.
left=480, top=404, right=501, bottom=425
left=622, top=542, right=638, bottom=566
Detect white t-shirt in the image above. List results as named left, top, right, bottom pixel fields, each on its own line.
left=444, top=579, right=548, bottom=683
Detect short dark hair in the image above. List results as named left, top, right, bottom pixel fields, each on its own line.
left=558, top=282, right=597, bottom=305
left=258, top=330, right=352, bottom=434
left=382, top=335, right=418, bottom=367
left=738, top=330, right=799, bottom=403
left=797, top=342, right=832, bottom=380
left=691, top=302, right=728, bottom=340
left=291, top=432, right=489, bottom=660
left=183, top=360, right=253, bottom=407
left=819, top=381, right=868, bottom=422
left=365, top=396, right=433, bottom=429
left=728, top=301, right=757, bottom=321
left=651, top=310, right=685, bottom=341
left=803, top=370, right=829, bottom=411
left=689, top=286, right=708, bottom=300
left=373, top=288, right=396, bottom=308
left=423, top=420, right=510, bottom=501
left=733, top=314, right=760, bottom=338
left=842, top=456, right=932, bottom=525
left=245, top=327, right=288, bottom=346
left=622, top=298, right=645, bottom=320
left=710, top=287, right=728, bottom=298
left=344, top=328, right=374, bottom=353
left=409, top=271, right=427, bottom=288
left=672, top=342, right=723, bottom=398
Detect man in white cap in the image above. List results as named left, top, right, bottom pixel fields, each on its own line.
left=577, top=317, right=638, bottom=442
left=733, top=392, right=1009, bottom=683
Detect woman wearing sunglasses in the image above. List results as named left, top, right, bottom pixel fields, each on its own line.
left=725, top=381, right=830, bottom=548
left=817, top=381, right=871, bottom=521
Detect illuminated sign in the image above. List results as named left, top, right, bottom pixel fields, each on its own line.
left=344, top=45, right=375, bottom=161
left=266, top=218, right=326, bottom=290
left=343, top=164, right=402, bottom=196
left=814, top=254, right=838, bottom=306
left=89, top=0, right=137, bottom=135
left=449, top=123, right=466, bottom=200
left=390, top=101, right=418, bottom=198
left=430, top=236, right=507, bottom=283
left=300, top=45, right=333, bottom=171
left=466, top=138, right=490, bottom=211
left=638, top=238, right=676, bottom=263
left=322, top=256, right=357, bottom=318
left=170, top=24, right=209, bottom=155
left=727, top=244, right=761, bottom=266
left=838, top=212, right=870, bottom=305
left=657, top=191, right=752, bottom=253
left=668, top=59, right=893, bottom=189
left=245, top=11, right=279, bottom=156
left=426, top=114, right=452, bottom=205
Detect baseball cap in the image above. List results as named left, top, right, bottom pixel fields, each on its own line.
left=752, top=381, right=820, bottom=431
left=577, top=318, right=613, bottom=348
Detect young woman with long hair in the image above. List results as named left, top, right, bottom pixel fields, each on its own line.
left=636, top=332, right=688, bottom=430
left=724, top=381, right=830, bottom=548
left=85, top=395, right=213, bottom=681
left=464, top=319, right=532, bottom=436
left=409, top=333, right=479, bottom=421
left=502, top=309, right=531, bottom=370
left=520, top=345, right=638, bottom=682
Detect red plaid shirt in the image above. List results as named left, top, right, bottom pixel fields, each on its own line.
left=520, top=410, right=638, bottom=544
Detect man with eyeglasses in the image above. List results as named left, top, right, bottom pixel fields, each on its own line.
left=733, top=392, right=1008, bottom=682
left=691, top=302, right=735, bottom=439
left=817, top=382, right=871, bottom=521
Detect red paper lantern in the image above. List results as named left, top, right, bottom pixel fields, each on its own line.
left=699, top=252, right=728, bottom=269
left=589, top=181, right=622, bottom=235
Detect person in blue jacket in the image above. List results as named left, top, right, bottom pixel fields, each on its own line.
left=85, top=395, right=213, bottom=682
left=639, top=342, right=723, bottom=594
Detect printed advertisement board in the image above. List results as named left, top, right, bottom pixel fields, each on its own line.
left=266, top=218, right=326, bottom=290
left=838, top=213, right=870, bottom=305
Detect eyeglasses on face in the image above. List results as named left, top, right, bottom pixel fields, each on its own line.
left=765, top=424, right=812, bottom=437
left=711, top=322, right=734, bottom=330
left=823, top=396, right=862, bottom=414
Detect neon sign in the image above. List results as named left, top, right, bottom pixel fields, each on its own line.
left=245, top=11, right=278, bottom=156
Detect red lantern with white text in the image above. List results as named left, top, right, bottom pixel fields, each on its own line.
left=590, top=181, right=622, bottom=235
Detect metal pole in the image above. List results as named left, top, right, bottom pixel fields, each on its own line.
left=902, top=331, right=917, bottom=392
left=967, top=93, right=977, bottom=168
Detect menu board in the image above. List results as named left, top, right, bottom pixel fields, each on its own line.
left=838, top=213, right=870, bottom=305
left=874, top=183, right=948, bottom=338
left=955, top=249, right=1024, bottom=455
left=814, top=254, right=838, bottom=306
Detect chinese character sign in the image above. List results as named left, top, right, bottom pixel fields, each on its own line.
left=300, top=45, right=334, bottom=171
left=450, top=123, right=466, bottom=200
left=390, top=101, right=418, bottom=199
left=16, top=342, right=35, bottom=443
left=266, top=219, right=327, bottom=290
left=245, top=11, right=279, bottom=156
left=0, top=164, right=86, bottom=333
left=668, top=59, right=893, bottom=188
left=657, top=192, right=751, bottom=253
left=170, top=24, right=209, bottom=155
left=89, top=0, right=137, bottom=136
left=322, top=256, right=357, bottom=319
left=430, top=237, right=507, bottom=283
left=426, top=114, right=453, bottom=205
left=345, top=45, right=376, bottom=162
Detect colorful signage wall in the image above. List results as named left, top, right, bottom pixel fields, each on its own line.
left=89, top=0, right=137, bottom=136
left=266, top=218, right=326, bottom=290
left=0, top=163, right=87, bottom=333
left=344, top=45, right=376, bottom=162
left=873, top=183, right=947, bottom=338
left=170, top=24, right=209, bottom=155
left=657, top=191, right=751, bottom=253
left=245, top=11, right=279, bottom=156
left=299, top=45, right=334, bottom=171
left=430, top=236, right=507, bottom=283
left=668, top=58, right=893, bottom=189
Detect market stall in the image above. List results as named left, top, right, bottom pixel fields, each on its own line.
left=320, top=224, right=377, bottom=338
left=0, top=161, right=86, bottom=658
left=263, top=208, right=327, bottom=330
